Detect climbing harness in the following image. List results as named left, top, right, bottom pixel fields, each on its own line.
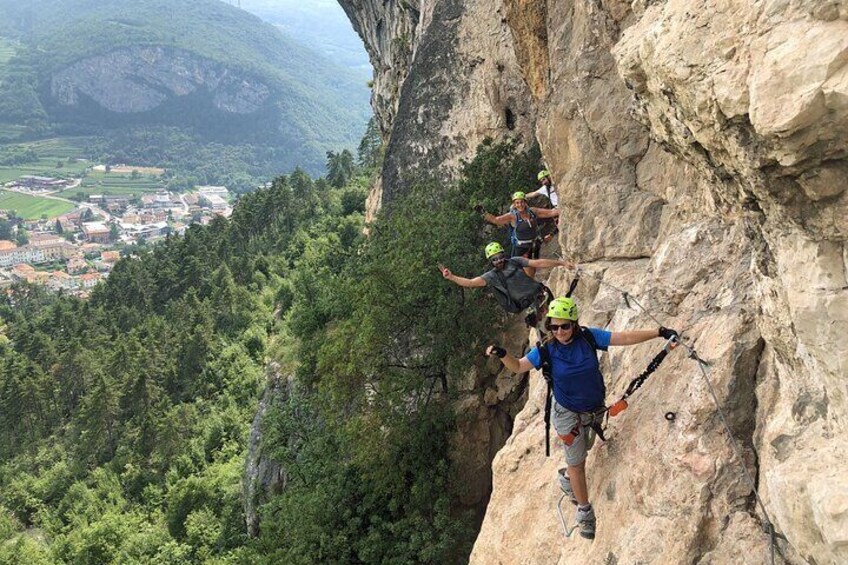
left=561, top=264, right=795, bottom=564
left=541, top=325, right=605, bottom=456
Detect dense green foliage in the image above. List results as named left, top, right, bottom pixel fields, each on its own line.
left=0, top=138, right=541, bottom=563
left=0, top=0, right=370, bottom=176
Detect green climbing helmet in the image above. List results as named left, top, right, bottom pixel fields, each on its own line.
left=511, top=191, right=526, bottom=202
left=485, top=242, right=505, bottom=259
left=547, top=297, right=579, bottom=321
left=537, top=169, right=550, bottom=181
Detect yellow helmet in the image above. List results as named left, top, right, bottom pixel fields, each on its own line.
left=484, top=242, right=505, bottom=259
left=547, top=297, right=578, bottom=321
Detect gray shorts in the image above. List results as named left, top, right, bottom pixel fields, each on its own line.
left=551, top=400, right=601, bottom=466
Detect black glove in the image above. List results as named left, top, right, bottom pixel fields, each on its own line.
left=474, top=204, right=485, bottom=215
left=658, top=326, right=679, bottom=340
left=489, top=345, right=507, bottom=358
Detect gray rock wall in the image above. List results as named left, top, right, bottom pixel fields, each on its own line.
left=50, top=46, right=271, bottom=114
left=340, top=0, right=846, bottom=562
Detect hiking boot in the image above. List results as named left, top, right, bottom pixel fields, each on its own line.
left=557, top=468, right=577, bottom=505
left=575, top=504, right=596, bottom=540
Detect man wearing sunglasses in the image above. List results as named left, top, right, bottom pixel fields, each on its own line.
left=439, top=242, right=573, bottom=319
left=484, top=296, right=678, bottom=540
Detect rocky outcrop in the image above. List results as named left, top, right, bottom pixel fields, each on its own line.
left=340, top=0, right=536, bottom=213
left=336, top=0, right=421, bottom=139
left=342, top=0, right=847, bottom=563
left=243, top=365, right=288, bottom=538
left=50, top=46, right=271, bottom=114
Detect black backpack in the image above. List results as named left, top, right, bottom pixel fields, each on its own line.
left=489, top=264, right=543, bottom=313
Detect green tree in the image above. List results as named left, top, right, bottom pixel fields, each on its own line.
left=0, top=219, right=12, bottom=240
left=357, top=116, right=382, bottom=168
left=14, top=228, right=28, bottom=246
left=326, top=149, right=355, bottom=188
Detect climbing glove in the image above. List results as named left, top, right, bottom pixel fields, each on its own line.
left=490, top=345, right=507, bottom=358
left=658, top=326, right=679, bottom=340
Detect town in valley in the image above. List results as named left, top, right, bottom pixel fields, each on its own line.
left=0, top=164, right=234, bottom=296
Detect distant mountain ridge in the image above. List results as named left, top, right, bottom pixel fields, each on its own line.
left=0, top=0, right=371, bottom=173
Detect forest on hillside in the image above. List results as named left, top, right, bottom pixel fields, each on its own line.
left=0, top=138, right=542, bottom=563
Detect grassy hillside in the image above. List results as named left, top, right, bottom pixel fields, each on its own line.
left=0, top=0, right=371, bottom=175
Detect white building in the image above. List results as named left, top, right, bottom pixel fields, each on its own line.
left=197, top=186, right=229, bottom=199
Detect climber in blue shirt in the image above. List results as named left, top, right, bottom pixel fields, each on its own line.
left=484, top=296, right=678, bottom=540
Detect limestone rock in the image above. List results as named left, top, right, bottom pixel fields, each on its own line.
left=50, top=46, right=270, bottom=114
left=340, top=0, right=848, bottom=562
left=340, top=0, right=536, bottom=210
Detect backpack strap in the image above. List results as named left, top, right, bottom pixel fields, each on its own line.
left=510, top=208, right=540, bottom=246
left=579, top=326, right=608, bottom=352
left=539, top=340, right=554, bottom=457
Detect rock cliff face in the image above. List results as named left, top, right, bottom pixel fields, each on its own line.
left=243, top=365, right=288, bottom=538
left=342, top=0, right=847, bottom=563
left=50, top=46, right=271, bottom=114
left=338, top=0, right=536, bottom=214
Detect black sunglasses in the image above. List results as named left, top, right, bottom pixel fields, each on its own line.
left=548, top=322, right=575, bottom=332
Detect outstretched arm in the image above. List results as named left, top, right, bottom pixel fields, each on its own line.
left=481, top=211, right=513, bottom=226
left=531, top=207, right=560, bottom=219
left=609, top=327, right=678, bottom=346
left=526, top=258, right=575, bottom=270
left=439, top=265, right=487, bottom=288
left=484, top=345, right=535, bottom=373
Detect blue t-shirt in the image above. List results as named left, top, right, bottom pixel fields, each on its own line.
left=527, top=328, right=612, bottom=412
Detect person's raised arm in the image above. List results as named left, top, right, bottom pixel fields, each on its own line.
left=485, top=344, right=535, bottom=373
left=475, top=204, right=514, bottom=226
left=439, top=265, right=487, bottom=288
left=526, top=258, right=575, bottom=270
left=609, top=326, right=679, bottom=346
left=531, top=207, right=560, bottom=219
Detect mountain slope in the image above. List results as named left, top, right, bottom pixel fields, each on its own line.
left=0, top=0, right=370, bottom=172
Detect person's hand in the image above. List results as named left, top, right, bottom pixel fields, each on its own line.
left=543, top=233, right=554, bottom=243
left=474, top=204, right=485, bottom=215
left=438, top=264, right=452, bottom=279
left=559, top=259, right=575, bottom=270
left=485, top=345, right=507, bottom=358
left=658, top=326, right=679, bottom=340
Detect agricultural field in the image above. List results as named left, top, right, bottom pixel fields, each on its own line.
left=0, top=190, right=76, bottom=219
left=0, top=124, right=26, bottom=142
left=72, top=171, right=165, bottom=199
left=0, top=160, right=90, bottom=183
left=20, top=137, right=93, bottom=159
